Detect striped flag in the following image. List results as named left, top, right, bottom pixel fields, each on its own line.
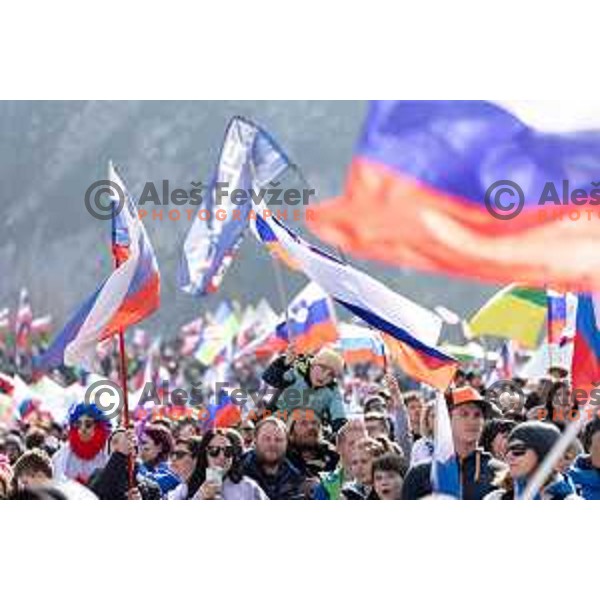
left=336, top=323, right=385, bottom=367
left=178, top=117, right=290, bottom=296
left=274, top=283, right=339, bottom=354
left=255, top=215, right=457, bottom=390
left=572, top=294, right=600, bottom=397
left=36, top=164, right=160, bottom=372
left=309, top=100, right=600, bottom=292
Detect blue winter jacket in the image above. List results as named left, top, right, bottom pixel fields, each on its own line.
left=569, top=455, right=600, bottom=500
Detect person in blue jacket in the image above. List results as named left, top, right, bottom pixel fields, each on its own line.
left=137, top=424, right=180, bottom=496
left=569, top=417, right=600, bottom=500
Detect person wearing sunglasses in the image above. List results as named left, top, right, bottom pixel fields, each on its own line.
left=485, top=421, right=580, bottom=500
left=52, top=402, right=111, bottom=485
left=166, top=437, right=202, bottom=499
left=168, top=429, right=267, bottom=500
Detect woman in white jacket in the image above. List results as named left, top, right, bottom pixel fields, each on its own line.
left=168, top=429, right=267, bottom=500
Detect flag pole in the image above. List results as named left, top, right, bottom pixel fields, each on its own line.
left=521, top=413, right=585, bottom=500
left=111, top=188, right=134, bottom=491
left=270, top=254, right=295, bottom=350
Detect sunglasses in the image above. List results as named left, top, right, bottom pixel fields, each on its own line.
left=207, top=445, right=234, bottom=458
left=170, top=450, right=192, bottom=460
left=507, top=444, right=529, bottom=457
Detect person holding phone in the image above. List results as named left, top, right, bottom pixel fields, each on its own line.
left=485, top=421, right=579, bottom=500
left=168, top=429, right=267, bottom=500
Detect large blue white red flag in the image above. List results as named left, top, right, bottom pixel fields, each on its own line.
left=309, top=101, right=600, bottom=291
left=36, top=164, right=160, bottom=372
left=255, top=215, right=457, bottom=389
left=178, top=117, right=290, bottom=296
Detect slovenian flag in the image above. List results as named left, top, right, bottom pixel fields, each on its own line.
left=178, top=116, right=290, bottom=296
left=309, top=101, right=600, bottom=291
left=256, top=215, right=457, bottom=390
left=36, top=164, right=160, bottom=372
left=273, top=282, right=338, bottom=354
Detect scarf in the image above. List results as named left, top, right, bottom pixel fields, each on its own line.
left=68, top=422, right=110, bottom=461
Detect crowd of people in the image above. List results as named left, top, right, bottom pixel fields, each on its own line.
left=1, top=333, right=600, bottom=501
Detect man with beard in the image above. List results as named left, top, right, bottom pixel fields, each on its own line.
left=286, top=409, right=338, bottom=479
left=242, top=417, right=305, bottom=499
left=52, top=403, right=110, bottom=485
